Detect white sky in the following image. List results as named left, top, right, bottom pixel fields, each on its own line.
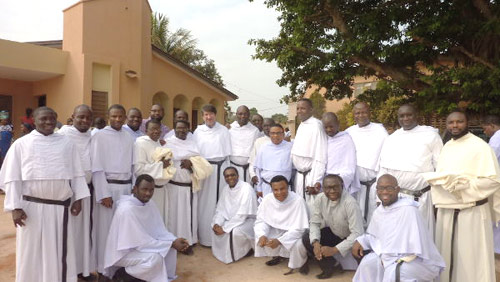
left=0, top=0, right=289, bottom=116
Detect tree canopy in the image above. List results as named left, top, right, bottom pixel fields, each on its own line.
left=249, top=0, right=500, bottom=115
left=152, top=13, right=224, bottom=86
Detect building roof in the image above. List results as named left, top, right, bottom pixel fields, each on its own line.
left=27, top=40, right=238, bottom=100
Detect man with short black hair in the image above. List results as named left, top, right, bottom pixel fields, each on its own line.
left=140, top=104, right=170, bottom=139
left=251, top=113, right=264, bottom=137
left=1, top=106, right=90, bottom=281
left=91, top=104, right=135, bottom=277
left=249, top=118, right=275, bottom=186
left=122, top=107, right=144, bottom=140
left=211, top=167, right=258, bottom=264
left=104, top=174, right=189, bottom=282
left=301, top=174, right=363, bottom=279
left=194, top=104, right=232, bottom=247
left=424, top=111, right=500, bottom=282
left=58, top=104, right=96, bottom=280
left=254, top=175, right=309, bottom=273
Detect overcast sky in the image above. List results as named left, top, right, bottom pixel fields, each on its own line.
left=0, top=0, right=289, bottom=116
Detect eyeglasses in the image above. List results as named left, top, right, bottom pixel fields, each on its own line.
left=376, top=186, right=398, bottom=192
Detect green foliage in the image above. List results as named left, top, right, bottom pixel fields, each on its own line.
left=309, top=90, right=326, bottom=119
left=249, top=107, right=259, bottom=117
left=271, top=113, right=288, bottom=123
left=335, top=102, right=354, bottom=131
left=151, top=13, right=224, bottom=86
left=249, top=0, right=500, bottom=115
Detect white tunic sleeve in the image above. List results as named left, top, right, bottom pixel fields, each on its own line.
left=278, top=228, right=305, bottom=250
left=92, top=171, right=110, bottom=202
left=254, top=218, right=271, bottom=239
left=3, top=181, right=23, bottom=211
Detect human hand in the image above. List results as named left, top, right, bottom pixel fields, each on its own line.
left=162, top=159, right=171, bottom=169
left=173, top=238, right=190, bottom=252
left=12, top=209, right=27, bottom=227
left=320, top=246, right=338, bottom=257
left=71, top=199, right=82, bottom=216
left=313, top=241, right=322, bottom=260
left=101, top=197, right=113, bottom=208
left=266, top=238, right=281, bottom=249
left=258, top=236, right=268, bottom=247
left=352, top=241, right=364, bottom=259
left=251, top=176, right=258, bottom=185
left=180, top=159, right=193, bottom=171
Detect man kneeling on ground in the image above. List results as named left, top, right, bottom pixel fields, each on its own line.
left=254, top=175, right=309, bottom=274
left=352, top=174, right=445, bottom=282
left=104, top=174, right=189, bottom=281
left=301, top=174, right=364, bottom=279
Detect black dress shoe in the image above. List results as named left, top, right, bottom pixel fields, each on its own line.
left=78, top=273, right=97, bottom=281
left=299, top=261, right=310, bottom=275
left=265, top=256, right=283, bottom=266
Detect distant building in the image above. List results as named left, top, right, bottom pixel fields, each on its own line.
left=0, top=0, right=237, bottom=137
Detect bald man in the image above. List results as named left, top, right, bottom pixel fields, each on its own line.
left=58, top=105, right=96, bottom=279
left=140, top=104, right=170, bottom=139
left=322, top=112, right=360, bottom=195
left=345, top=102, right=388, bottom=225
left=164, top=110, right=192, bottom=139
left=424, top=111, right=500, bottom=282
left=229, top=106, right=260, bottom=183
left=0, top=106, right=90, bottom=281
left=353, top=174, right=444, bottom=282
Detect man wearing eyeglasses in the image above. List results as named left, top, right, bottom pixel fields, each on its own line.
left=301, top=174, right=363, bottom=279
left=352, top=174, right=445, bottom=282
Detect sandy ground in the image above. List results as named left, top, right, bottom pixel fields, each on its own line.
left=0, top=193, right=499, bottom=282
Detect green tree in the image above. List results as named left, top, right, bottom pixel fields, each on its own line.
left=249, top=1, right=500, bottom=115
left=309, top=90, right=326, bottom=119
left=271, top=113, right=288, bottom=124
left=249, top=107, right=259, bottom=117
left=151, top=13, right=224, bottom=86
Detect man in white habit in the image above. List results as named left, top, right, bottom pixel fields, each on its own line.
left=229, top=105, right=260, bottom=183
left=352, top=174, right=445, bottom=282
left=0, top=106, right=90, bottom=282
left=134, top=119, right=171, bottom=225
left=57, top=105, right=96, bottom=280
left=482, top=115, right=500, bottom=254
left=254, top=124, right=293, bottom=201
left=104, top=174, right=190, bottom=282
left=346, top=101, right=388, bottom=224
left=251, top=113, right=265, bottom=137
left=211, top=167, right=258, bottom=264
left=321, top=112, right=360, bottom=195
left=424, top=111, right=500, bottom=282
left=193, top=104, right=231, bottom=247
left=165, top=120, right=207, bottom=254
left=291, top=98, right=327, bottom=210
left=90, top=104, right=135, bottom=277
left=377, top=104, right=442, bottom=235
left=249, top=118, right=275, bottom=187
left=122, top=107, right=144, bottom=141
left=254, top=175, right=309, bottom=273
left=301, top=174, right=363, bottom=279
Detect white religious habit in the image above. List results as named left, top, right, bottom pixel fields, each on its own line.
left=122, top=124, right=145, bottom=141
left=489, top=130, right=500, bottom=253
left=378, top=125, right=442, bottom=236
left=254, top=140, right=293, bottom=200
left=104, top=195, right=178, bottom=282
left=211, top=180, right=258, bottom=264
left=164, top=134, right=203, bottom=246
left=91, top=126, right=135, bottom=274
left=58, top=125, right=96, bottom=277
left=248, top=135, right=271, bottom=183
left=325, top=131, right=360, bottom=195
left=0, top=130, right=90, bottom=282
left=254, top=191, right=309, bottom=269
left=193, top=122, right=232, bottom=246
left=134, top=135, right=171, bottom=225
left=423, top=132, right=500, bottom=282
left=291, top=116, right=327, bottom=210
left=229, top=121, right=260, bottom=183
left=353, top=198, right=445, bottom=282
left=309, top=191, right=364, bottom=270
left=346, top=122, right=387, bottom=224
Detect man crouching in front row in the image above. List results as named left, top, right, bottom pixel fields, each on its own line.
left=254, top=175, right=309, bottom=274
left=103, top=174, right=189, bottom=281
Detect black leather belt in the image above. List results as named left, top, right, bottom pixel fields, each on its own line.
left=399, top=185, right=431, bottom=202
left=106, top=179, right=132, bottom=185
left=360, top=178, right=376, bottom=221
left=209, top=159, right=226, bottom=203
left=89, top=183, right=94, bottom=248
left=230, top=160, right=250, bottom=182
left=449, top=198, right=488, bottom=282
left=154, top=185, right=163, bottom=188
left=23, top=195, right=71, bottom=282
left=168, top=181, right=195, bottom=238
left=297, top=169, right=311, bottom=200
